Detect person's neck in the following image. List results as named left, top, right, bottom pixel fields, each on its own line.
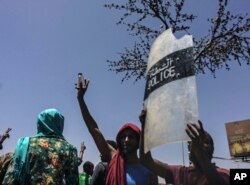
left=125, top=152, right=139, bottom=164
left=191, top=158, right=213, bottom=171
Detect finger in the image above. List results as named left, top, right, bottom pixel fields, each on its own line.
left=75, top=83, right=79, bottom=90
left=139, top=110, right=146, bottom=123
left=186, top=128, right=195, bottom=141
left=198, top=120, right=204, bottom=132
left=187, top=124, right=199, bottom=138
left=191, top=123, right=205, bottom=137
left=85, top=80, right=89, bottom=88
left=140, top=109, right=146, bottom=117
left=80, top=82, right=83, bottom=89
left=190, top=123, right=200, bottom=131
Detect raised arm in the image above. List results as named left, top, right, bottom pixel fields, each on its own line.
left=77, top=79, right=115, bottom=161
left=139, top=110, right=174, bottom=180
left=186, top=121, right=229, bottom=185
left=0, top=128, right=11, bottom=150
left=77, top=142, right=86, bottom=166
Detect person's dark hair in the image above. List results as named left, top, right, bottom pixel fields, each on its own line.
left=83, top=161, right=94, bottom=171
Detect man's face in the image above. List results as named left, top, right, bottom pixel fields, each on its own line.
left=118, top=128, right=139, bottom=155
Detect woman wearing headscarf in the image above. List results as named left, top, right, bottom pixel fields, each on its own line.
left=3, top=108, right=79, bottom=185
left=77, top=79, right=158, bottom=185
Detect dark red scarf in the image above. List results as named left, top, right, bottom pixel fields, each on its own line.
left=105, top=123, right=141, bottom=185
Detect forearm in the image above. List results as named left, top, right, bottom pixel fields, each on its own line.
left=79, top=151, right=84, bottom=160
left=0, top=136, right=4, bottom=144
left=139, top=122, right=154, bottom=167
left=77, top=97, right=113, bottom=158
left=77, top=151, right=84, bottom=166
left=77, top=97, right=99, bottom=131
left=198, top=156, right=229, bottom=185
left=140, top=122, right=171, bottom=179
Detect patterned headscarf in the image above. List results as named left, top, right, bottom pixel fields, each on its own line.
left=105, top=123, right=141, bottom=185
left=37, top=108, right=64, bottom=138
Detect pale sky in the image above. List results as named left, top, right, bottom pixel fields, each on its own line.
left=0, top=0, right=249, bottom=178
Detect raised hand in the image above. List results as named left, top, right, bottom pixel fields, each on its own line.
left=186, top=121, right=205, bottom=142
left=185, top=121, right=212, bottom=163
left=80, top=142, right=86, bottom=153
left=0, top=128, right=12, bottom=145
left=76, top=75, right=89, bottom=100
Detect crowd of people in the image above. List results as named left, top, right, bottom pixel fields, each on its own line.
left=0, top=77, right=230, bottom=185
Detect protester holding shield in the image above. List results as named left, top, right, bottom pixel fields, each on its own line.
left=139, top=110, right=229, bottom=185
left=76, top=75, right=158, bottom=185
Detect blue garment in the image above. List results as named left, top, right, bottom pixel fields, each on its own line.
left=13, top=137, right=30, bottom=184
left=125, top=164, right=150, bottom=185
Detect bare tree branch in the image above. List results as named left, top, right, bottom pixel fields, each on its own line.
left=105, top=0, right=250, bottom=82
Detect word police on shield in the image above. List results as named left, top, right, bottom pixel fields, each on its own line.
left=144, top=47, right=194, bottom=100
left=143, top=29, right=199, bottom=153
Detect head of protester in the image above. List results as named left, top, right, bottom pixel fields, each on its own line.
left=79, top=161, right=94, bottom=185
left=116, top=123, right=141, bottom=156
left=76, top=75, right=158, bottom=185
left=83, top=161, right=94, bottom=176
left=2, top=108, right=79, bottom=185
left=139, top=109, right=229, bottom=185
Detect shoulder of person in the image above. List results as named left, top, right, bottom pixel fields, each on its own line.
left=216, top=166, right=230, bottom=176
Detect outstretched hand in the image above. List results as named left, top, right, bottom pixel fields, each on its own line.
left=80, top=142, right=86, bottom=152
left=76, top=79, right=89, bottom=100
left=186, top=120, right=210, bottom=160
left=186, top=120, right=205, bottom=141
left=0, top=128, right=12, bottom=145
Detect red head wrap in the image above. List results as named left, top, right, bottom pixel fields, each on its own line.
left=105, top=123, right=141, bottom=185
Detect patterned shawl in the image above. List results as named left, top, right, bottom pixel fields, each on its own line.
left=13, top=108, right=65, bottom=184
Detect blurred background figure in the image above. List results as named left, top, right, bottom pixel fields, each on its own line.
left=0, top=152, right=13, bottom=184
left=91, top=140, right=117, bottom=185
left=79, top=161, right=94, bottom=185
left=2, top=108, right=79, bottom=185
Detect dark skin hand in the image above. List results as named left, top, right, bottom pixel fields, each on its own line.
left=78, top=142, right=86, bottom=166
left=0, top=128, right=11, bottom=150
left=139, top=110, right=229, bottom=185
left=185, top=121, right=212, bottom=167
